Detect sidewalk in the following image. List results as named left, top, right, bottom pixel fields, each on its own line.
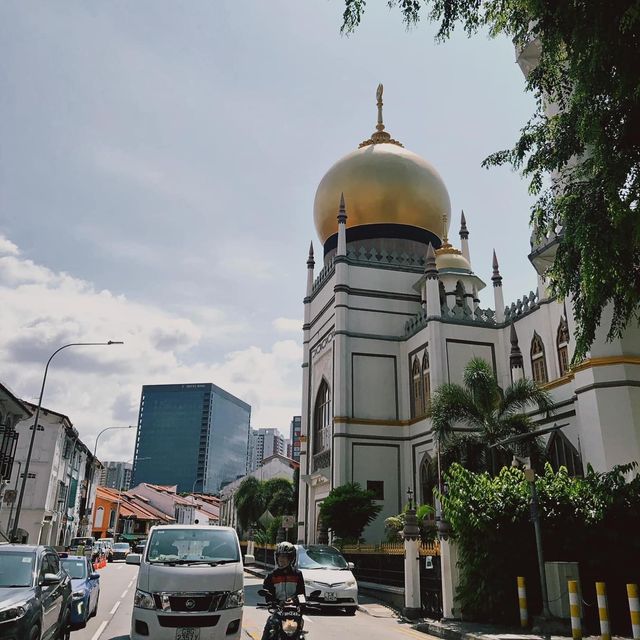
left=244, top=564, right=627, bottom=640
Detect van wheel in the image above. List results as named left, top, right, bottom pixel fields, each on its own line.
left=345, top=606, right=357, bottom=615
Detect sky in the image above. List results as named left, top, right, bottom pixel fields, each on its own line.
left=0, top=1, right=538, bottom=462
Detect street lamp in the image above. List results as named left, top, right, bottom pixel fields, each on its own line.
left=85, top=424, right=137, bottom=526
left=11, top=340, right=124, bottom=542
left=490, top=422, right=569, bottom=621
left=192, top=476, right=204, bottom=494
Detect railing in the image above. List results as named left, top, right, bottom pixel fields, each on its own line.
left=312, top=450, right=330, bottom=472
left=340, top=541, right=440, bottom=556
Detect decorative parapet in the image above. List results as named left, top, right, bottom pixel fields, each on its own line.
left=346, top=245, right=426, bottom=270
left=504, top=290, right=540, bottom=322
left=339, top=541, right=440, bottom=556
left=404, top=303, right=497, bottom=337
left=311, top=257, right=335, bottom=294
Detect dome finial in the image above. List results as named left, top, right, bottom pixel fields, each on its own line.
left=376, top=83, right=385, bottom=132
left=359, top=85, right=403, bottom=148
left=441, top=213, right=451, bottom=247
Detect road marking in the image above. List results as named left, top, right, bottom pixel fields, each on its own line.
left=117, top=564, right=124, bottom=570
left=397, top=627, right=433, bottom=640
left=121, top=589, right=128, bottom=598
left=90, top=620, right=108, bottom=640
left=128, top=579, right=135, bottom=588
left=109, top=600, right=121, bottom=615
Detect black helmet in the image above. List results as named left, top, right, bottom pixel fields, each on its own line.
left=274, top=541, right=296, bottom=566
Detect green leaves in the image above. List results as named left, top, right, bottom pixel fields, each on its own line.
left=319, top=482, right=383, bottom=542
left=440, top=462, right=640, bottom=622
left=340, top=0, right=640, bottom=360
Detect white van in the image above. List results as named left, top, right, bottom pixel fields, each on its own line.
left=128, top=525, right=244, bottom=640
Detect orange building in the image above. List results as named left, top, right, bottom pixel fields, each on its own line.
left=92, top=486, right=173, bottom=540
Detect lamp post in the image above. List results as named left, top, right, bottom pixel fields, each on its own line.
left=11, top=340, right=124, bottom=542
left=490, top=422, right=569, bottom=621
left=192, top=476, right=204, bottom=494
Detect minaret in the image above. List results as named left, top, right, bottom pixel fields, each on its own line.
left=459, top=210, right=471, bottom=264
left=425, top=243, right=440, bottom=317
left=337, top=193, right=347, bottom=256
left=306, top=242, right=315, bottom=298
left=333, top=194, right=350, bottom=488
left=509, top=323, right=524, bottom=382
left=492, top=250, right=505, bottom=323
left=299, top=242, right=315, bottom=542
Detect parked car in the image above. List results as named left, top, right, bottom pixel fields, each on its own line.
left=294, top=544, right=358, bottom=614
left=111, top=542, right=131, bottom=561
left=60, top=555, right=100, bottom=629
left=0, top=544, right=72, bottom=640
left=133, top=539, right=147, bottom=554
left=67, top=536, right=94, bottom=559
left=128, top=524, right=244, bottom=640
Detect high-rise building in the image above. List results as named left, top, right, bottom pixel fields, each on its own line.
left=99, top=461, right=133, bottom=491
left=246, top=428, right=285, bottom=472
left=131, top=383, right=251, bottom=494
left=289, top=416, right=301, bottom=463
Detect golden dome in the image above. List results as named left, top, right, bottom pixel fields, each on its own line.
left=435, top=244, right=471, bottom=272
left=313, top=85, right=451, bottom=245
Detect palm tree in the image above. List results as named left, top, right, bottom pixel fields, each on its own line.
left=234, top=477, right=265, bottom=531
left=428, top=357, right=553, bottom=475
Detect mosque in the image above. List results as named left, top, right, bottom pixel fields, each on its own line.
left=296, top=85, right=640, bottom=545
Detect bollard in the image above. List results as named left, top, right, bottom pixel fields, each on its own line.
left=569, top=580, right=582, bottom=640
left=517, top=576, right=528, bottom=628
left=628, top=584, right=640, bottom=640
left=596, top=582, right=610, bottom=640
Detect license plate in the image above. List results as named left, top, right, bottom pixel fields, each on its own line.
left=324, top=591, right=337, bottom=601
left=176, top=629, right=200, bottom=640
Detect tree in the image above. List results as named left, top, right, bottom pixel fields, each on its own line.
left=319, top=482, right=382, bottom=542
left=340, top=0, right=640, bottom=360
left=429, top=357, right=553, bottom=474
left=262, top=477, right=296, bottom=517
left=234, top=477, right=265, bottom=531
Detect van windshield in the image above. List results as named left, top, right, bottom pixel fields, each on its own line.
left=147, top=529, right=239, bottom=564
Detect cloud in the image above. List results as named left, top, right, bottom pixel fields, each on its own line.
left=273, top=317, right=302, bottom=333
left=0, top=233, right=302, bottom=458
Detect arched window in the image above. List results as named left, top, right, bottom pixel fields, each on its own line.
left=530, top=333, right=548, bottom=384
left=557, top=318, right=570, bottom=376
left=95, top=506, right=104, bottom=528
left=313, top=381, right=331, bottom=454
left=438, top=282, right=446, bottom=308
left=547, top=431, right=583, bottom=477
left=108, top=509, right=116, bottom=529
left=412, top=357, right=423, bottom=418
left=420, top=454, right=438, bottom=511
left=422, top=351, right=431, bottom=411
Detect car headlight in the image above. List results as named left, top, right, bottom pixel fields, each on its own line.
left=223, top=589, right=244, bottom=609
left=304, top=580, right=319, bottom=587
left=134, top=589, right=155, bottom=610
left=0, top=605, right=26, bottom=622
left=72, top=589, right=86, bottom=599
left=345, top=579, right=357, bottom=587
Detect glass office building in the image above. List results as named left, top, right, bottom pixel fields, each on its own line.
left=131, top=383, right=251, bottom=494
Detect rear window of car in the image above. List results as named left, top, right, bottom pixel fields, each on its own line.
left=113, top=543, right=130, bottom=550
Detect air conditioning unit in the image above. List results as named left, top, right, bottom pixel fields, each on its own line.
left=545, top=561, right=580, bottom=619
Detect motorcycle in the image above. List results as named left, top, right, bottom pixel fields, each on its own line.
left=257, top=588, right=321, bottom=639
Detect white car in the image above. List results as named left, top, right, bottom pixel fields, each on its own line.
left=294, top=544, right=358, bottom=614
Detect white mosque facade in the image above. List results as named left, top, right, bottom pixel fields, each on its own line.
left=296, top=87, right=640, bottom=545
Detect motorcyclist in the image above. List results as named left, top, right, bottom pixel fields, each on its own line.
left=261, top=541, right=305, bottom=640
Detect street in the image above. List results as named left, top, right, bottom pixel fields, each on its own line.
left=71, top=564, right=433, bottom=640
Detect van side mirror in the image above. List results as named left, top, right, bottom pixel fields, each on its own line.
left=41, top=573, right=61, bottom=586
left=126, top=553, right=141, bottom=565
left=347, top=562, right=355, bottom=570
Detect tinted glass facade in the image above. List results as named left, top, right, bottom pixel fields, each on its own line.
left=132, top=384, right=250, bottom=494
